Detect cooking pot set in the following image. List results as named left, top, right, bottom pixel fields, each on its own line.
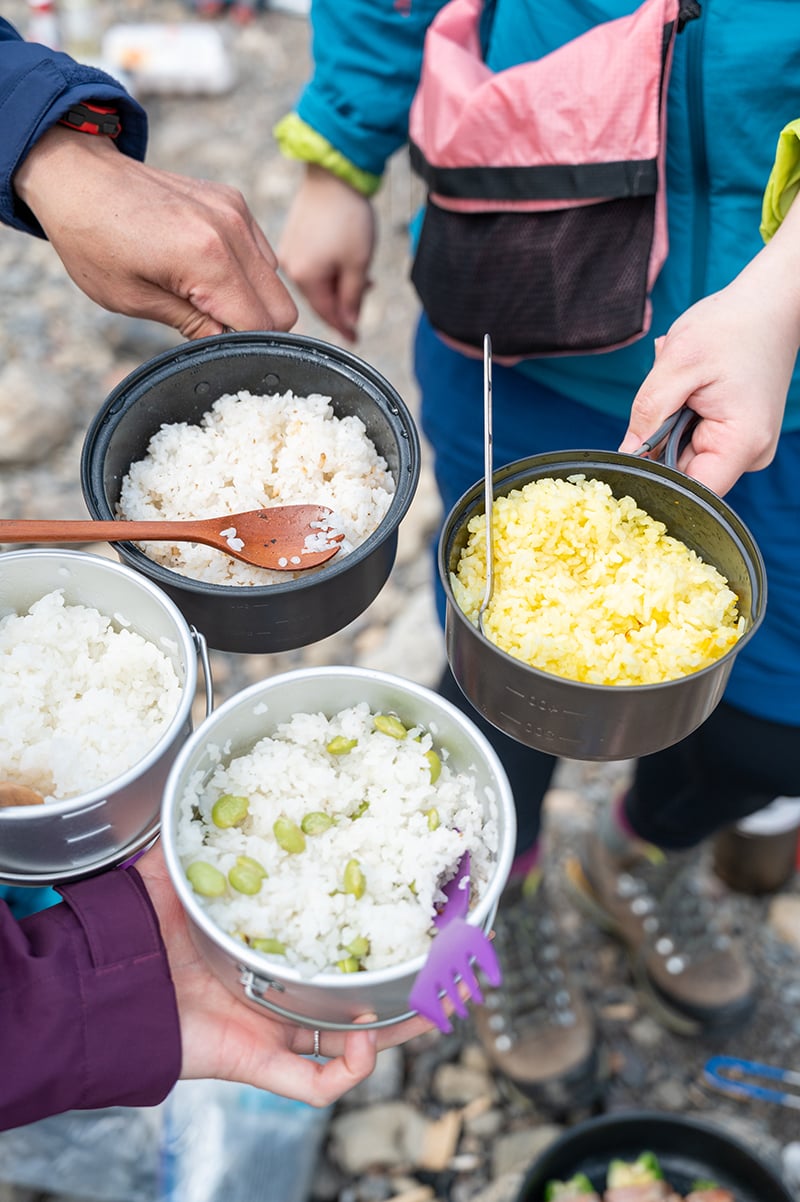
left=0, top=332, right=770, bottom=1054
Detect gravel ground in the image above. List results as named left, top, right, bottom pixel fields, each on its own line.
left=0, top=3, right=799, bottom=1200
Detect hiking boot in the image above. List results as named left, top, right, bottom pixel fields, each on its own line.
left=471, top=874, right=599, bottom=1112
left=566, top=831, right=756, bottom=1036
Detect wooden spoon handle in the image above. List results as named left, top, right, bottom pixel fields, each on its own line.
left=0, top=519, right=214, bottom=544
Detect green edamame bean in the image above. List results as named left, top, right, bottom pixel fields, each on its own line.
left=425, top=807, right=440, bottom=832
left=186, top=861, right=226, bottom=897
left=345, top=935, right=370, bottom=958
left=336, top=956, right=360, bottom=974
left=228, top=856, right=266, bottom=895
left=351, top=799, right=370, bottom=820
left=425, top=748, right=442, bottom=783
left=236, top=854, right=267, bottom=878
left=373, top=713, right=408, bottom=739
left=343, top=858, right=366, bottom=899
left=301, top=811, right=334, bottom=836
left=211, top=793, right=249, bottom=828
left=326, top=735, right=358, bottom=755
left=250, top=937, right=286, bottom=956
left=273, top=816, right=306, bottom=854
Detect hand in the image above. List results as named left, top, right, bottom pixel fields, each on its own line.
left=13, top=127, right=298, bottom=339
left=620, top=202, right=800, bottom=496
left=135, top=842, right=433, bottom=1107
left=278, top=165, right=375, bottom=342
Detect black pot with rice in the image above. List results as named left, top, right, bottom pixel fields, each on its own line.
left=81, top=332, right=420, bottom=654
left=439, top=450, right=766, bottom=762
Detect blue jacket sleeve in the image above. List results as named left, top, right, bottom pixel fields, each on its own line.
left=0, top=866, right=181, bottom=1132
left=295, top=0, right=448, bottom=177
left=0, top=16, right=148, bottom=236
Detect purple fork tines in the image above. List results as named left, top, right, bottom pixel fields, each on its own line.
left=408, top=851, right=501, bottom=1033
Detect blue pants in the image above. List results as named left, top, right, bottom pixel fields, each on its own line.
left=416, top=315, right=800, bottom=851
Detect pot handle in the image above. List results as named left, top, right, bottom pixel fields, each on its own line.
left=191, top=626, right=214, bottom=718
left=631, top=404, right=699, bottom=470
left=239, top=967, right=417, bottom=1032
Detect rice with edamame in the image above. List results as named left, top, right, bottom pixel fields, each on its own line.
left=117, top=390, right=395, bottom=586
left=175, top=703, right=497, bottom=975
left=451, top=475, right=744, bottom=686
left=0, top=589, right=182, bottom=800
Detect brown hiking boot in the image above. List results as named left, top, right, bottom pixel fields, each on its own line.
left=566, top=831, right=756, bottom=1036
left=471, top=874, right=599, bottom=1112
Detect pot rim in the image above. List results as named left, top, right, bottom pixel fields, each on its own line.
left=80, top=331, right=421, bottom=598
left=161, top=665, right=517, bottom=989
left=0, top=547, right=199, bottom=819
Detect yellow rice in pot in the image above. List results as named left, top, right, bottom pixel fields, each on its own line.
left=451, top=475, right=744, bottom=686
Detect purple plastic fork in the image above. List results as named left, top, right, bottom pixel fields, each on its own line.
left=408, top=851, right=502, bottom=1033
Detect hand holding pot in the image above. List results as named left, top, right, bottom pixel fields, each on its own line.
left=12, top=127, right=298, bottom=340
left=620, top=194, right=800, bottom=496
left=135, top=842, right=434, bottom=1107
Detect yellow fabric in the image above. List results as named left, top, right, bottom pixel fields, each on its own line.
left=273, top=113, right=382, bottom=198
left=761, top=118, right=800, bottom=242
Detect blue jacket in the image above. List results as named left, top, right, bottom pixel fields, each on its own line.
left=0, top=16, right=147, bottom=237
left=294, top=0, right=800, bottom=429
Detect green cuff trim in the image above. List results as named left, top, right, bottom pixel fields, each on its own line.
left=761, top=118, right=800, bottom=243
left=273, top=113, right=382, bottom=199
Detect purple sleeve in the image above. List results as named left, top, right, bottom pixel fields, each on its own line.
left=0, top=866, right=181, bottom=1132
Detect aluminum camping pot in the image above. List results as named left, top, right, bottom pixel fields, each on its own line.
left=160, top=666, right=516, bottom=1031
left=0, top=549, right=211, bottom=885
left=439, top=450, right=766, bottom=761
left=80, top=331, right=420, bottom=654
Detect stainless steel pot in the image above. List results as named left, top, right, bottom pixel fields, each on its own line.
left=0, top=549, right=211, bottom=885
left=80, top=332, right=421, bottom=654
left=160, top=666, right=516, bottom=1031
left=516, top=1111, right=794, bottom=1202
left=439, top=450, right=766, bottom=761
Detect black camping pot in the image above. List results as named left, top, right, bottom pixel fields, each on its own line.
left=515, top=1111, right=794, bottom=1202
left=439, top=450, right=766, bottom=761
left=81, top=332, right=420, bottom=654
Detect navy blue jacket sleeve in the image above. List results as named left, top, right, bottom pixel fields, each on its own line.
left=0, top=866, right=181, bottom=1132
left=0, top=16, right=148, bottom=236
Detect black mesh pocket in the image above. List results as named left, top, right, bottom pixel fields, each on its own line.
left=410, top=195, right=655, bottom=356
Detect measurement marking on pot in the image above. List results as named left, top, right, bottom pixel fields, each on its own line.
left=60, top=800, right=107, bottom=818
left=65, top=825, right=113, bottom=843
left=504, top=687, right=585, bottom=719
left=498, top=711, right=581, bottom=746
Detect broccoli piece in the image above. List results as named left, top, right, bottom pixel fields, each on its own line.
left=544, top=1172, right=596, bottom=1199
left=606, top=1151, right=664, bottom=1187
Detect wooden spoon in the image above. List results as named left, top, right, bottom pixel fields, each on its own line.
left=0, top=782, right=45, bottom=807
left=0, top=505, right=345, bottom=572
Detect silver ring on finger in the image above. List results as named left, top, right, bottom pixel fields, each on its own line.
left=313, top=1029, right=321, bottom=1059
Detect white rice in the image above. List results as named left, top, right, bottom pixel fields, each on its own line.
left=0, top=589, right=182, bottom=801
left=117, top=390, right=396, bottom=586
left=175, top=702, right=498, bottom=975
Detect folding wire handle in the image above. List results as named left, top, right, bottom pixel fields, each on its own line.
left=632, top=404, right=699, bottom=468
